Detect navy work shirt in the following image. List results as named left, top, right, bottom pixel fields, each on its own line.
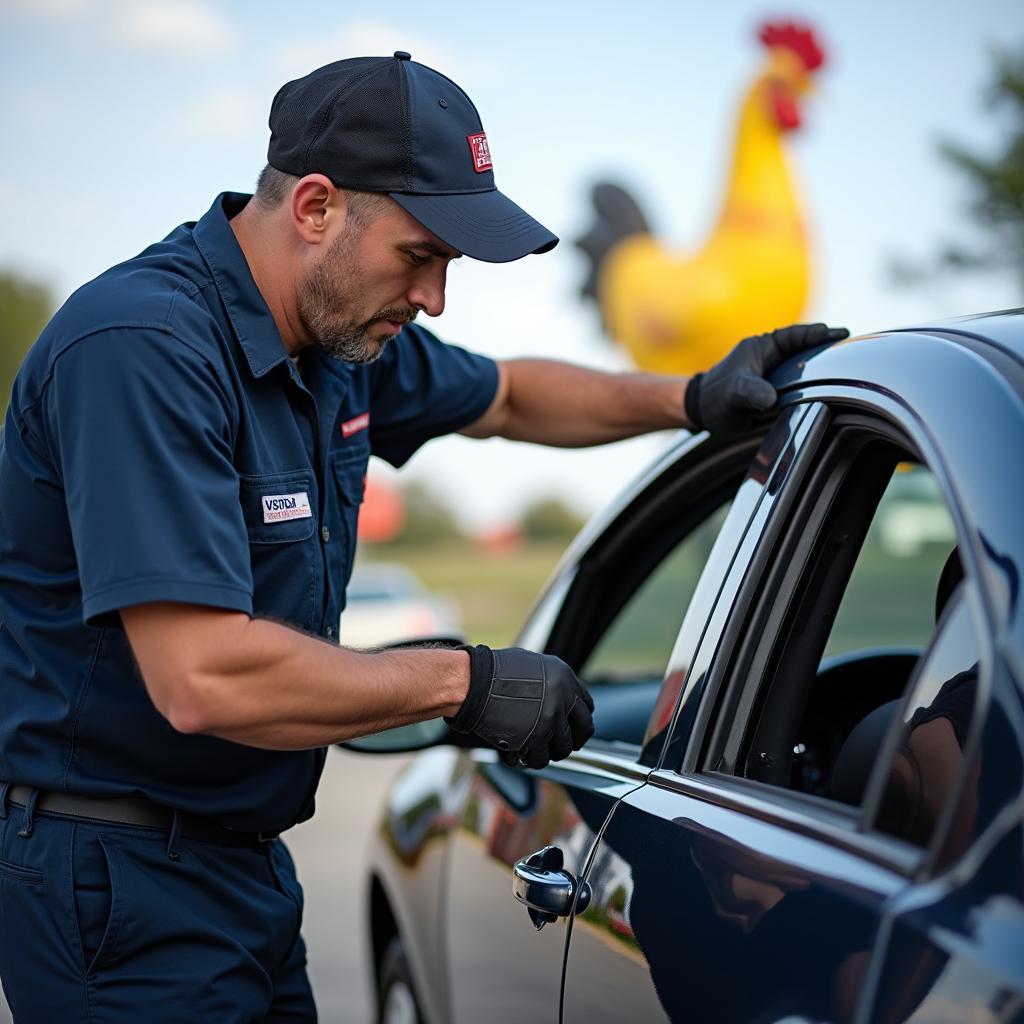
left=0, top=193, right=497, bottom=833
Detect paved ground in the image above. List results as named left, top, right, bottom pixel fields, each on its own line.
left=0, top=749, right=410, bottom=1023
left=286, top=748, right=412, bottom=1022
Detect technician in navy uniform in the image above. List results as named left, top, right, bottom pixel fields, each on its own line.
left=0, top=52, right=846, bottom=1021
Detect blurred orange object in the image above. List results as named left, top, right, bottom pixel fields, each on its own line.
left=473, top=524, right=524, bottom=555
left=357, top=476, right=404, bottom=542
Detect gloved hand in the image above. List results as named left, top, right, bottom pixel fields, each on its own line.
left=684, top=323, right=849, bottom=434
left=445, top=645, right=595, bottom=769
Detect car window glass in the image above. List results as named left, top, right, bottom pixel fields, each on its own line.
left=583, top=502, right=730, bottom=685
left=860, top=589, right=980, bottom=852
left=824, top=464, right=956, bottom=658
left=568, top=411, right=804, bottom=756
left=719, top=435, right=970, bottom=827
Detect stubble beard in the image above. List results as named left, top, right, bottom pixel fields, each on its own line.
left=297, top=232, right=416, bottom=364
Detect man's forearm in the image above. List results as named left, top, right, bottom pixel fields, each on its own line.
left=122, top=604, right=469, bottom=750
left=489, top=359, right=692, bottom=446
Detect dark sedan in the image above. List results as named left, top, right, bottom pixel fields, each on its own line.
left=350, top=311, right=1024, bottom=1024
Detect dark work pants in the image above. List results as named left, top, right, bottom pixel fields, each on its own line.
left=0, top=804, right=317, bottom=1022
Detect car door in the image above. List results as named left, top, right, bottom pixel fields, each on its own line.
left=443, top=416, right=808, bottom=1024
left=853, top=592, right=1024, bottom=1024
left=561, top=398, right=1001, bottom=1023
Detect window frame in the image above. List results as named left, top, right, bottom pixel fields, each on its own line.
left=542, top=435, right=763, bottom=673
left=581, top=499, right=733, bottom=683
left=669, top=403, right=993, bottom=878
left=519, top=433, right=768, bottom=761
left=658, top=404, right=831, bottom=774
left=711, top=426, right=910, bottom=787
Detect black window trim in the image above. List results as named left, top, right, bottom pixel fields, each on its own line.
left=708, top=422, right=908, bottom=782
left=666, top=403, right=833, bottom=776
left=677, top=404, right=992, bottom=880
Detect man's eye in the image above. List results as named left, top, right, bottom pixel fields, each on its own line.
left=407, top=251, right=428, bottom=266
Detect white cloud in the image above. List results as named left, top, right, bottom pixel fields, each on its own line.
left=9, top=0, right=236, bottom=56
left=114, top=0, right=234, bottom=56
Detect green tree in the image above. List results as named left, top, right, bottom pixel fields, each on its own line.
left=521, top=496, right=585, bottom=542
left=1, top=272, right=53, bottom=414
left=892, top=46, right=1024, bottom=295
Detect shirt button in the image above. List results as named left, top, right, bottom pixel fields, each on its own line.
left=321, top=526, right=330, bottom=543
left=324, top=625, right=335, bottom=640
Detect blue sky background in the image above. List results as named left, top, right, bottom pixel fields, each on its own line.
left=2, top=0, right=1021, bottom=527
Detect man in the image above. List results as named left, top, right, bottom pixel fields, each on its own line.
left=0, top=52, right=846, bottom=1021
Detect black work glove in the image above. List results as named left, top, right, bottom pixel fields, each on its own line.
left=446, top=645, right=595, bottom=769
left=684, top=323, right=849, bottom=434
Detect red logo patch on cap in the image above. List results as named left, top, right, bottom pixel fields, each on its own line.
left=467, top=132, right=492, bottom=173
left=341, top=412, right=370, bottom=438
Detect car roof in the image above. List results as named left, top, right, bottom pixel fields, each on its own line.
left=895, top=309, right=1024, bottom=362
left=776, top=308, right=1024, bottom=399
left=838, top=308, right=1023, bottom=368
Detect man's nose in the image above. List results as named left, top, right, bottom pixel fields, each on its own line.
left=407, top=267, right=447, bottom=318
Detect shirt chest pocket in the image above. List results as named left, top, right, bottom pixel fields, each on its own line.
left=238, top=469, right=318, bottom=628
left=330, top=447, right=368, bottom=609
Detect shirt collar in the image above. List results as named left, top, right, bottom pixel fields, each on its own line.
left=193, top=192, right=289, bottom=379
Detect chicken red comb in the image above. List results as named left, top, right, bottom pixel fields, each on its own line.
left=758, top=21, right=825, bottom=72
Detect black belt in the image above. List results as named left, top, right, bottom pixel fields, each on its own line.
left=4, top=785, right=280, bottom=846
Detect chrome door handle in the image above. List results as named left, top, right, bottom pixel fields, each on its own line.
left=512, top=845, right=591, bottom=930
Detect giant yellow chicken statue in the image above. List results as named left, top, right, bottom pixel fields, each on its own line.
left=577, top=22, right=828, bottom=376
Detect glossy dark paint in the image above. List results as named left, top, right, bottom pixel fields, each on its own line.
left=364, top=312, right=1024, bottom=1024
left=772, top=327, right=1024, bottom=659
left=866, top=669, right=1024, bottom=1023
left=877, top=589, right=1023, bottom=1018
left=563, top=775, right=906, bottom=1024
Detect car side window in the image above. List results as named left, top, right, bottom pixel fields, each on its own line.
left=824, top=465, right=955, bottom=658
left=549, top=433, right=780, bottom=750
left=545, top=412, right=805, bottom=754
left=582, top=502, right=730, bottom=685
left=852, top=588, right=980, bottom=853
left=708, top=428, right=978, bottom=842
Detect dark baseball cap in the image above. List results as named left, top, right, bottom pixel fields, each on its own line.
left=267, top=52, right=558, bottom=263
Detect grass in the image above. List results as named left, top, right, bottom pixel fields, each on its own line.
left=360, top=530, right=951, bottom=668
left=360, top=539, right=571, bottom=647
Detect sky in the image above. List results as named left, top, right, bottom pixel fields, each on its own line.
left=2, top=0, right=1022, bottom=529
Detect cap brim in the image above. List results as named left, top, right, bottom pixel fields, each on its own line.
left=389, top=189, right=558, bottom=263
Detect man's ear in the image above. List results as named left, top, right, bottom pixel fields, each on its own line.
left=290, top=174, right=339, bottom=245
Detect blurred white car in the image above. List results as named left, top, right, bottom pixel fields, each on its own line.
left=339, top=563, right=462, bottom=648
left=875, top=468, right=957, bottom=556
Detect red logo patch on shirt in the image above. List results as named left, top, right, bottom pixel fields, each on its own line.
left=467, top=132, right=492, bottom=173
left=341, top=412, right=370, bottom=438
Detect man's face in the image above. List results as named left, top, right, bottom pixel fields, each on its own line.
left=297, top=199, right=459, bottom=364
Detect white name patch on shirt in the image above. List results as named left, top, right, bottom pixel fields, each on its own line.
left=262, top=492, right=313, bottom=523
